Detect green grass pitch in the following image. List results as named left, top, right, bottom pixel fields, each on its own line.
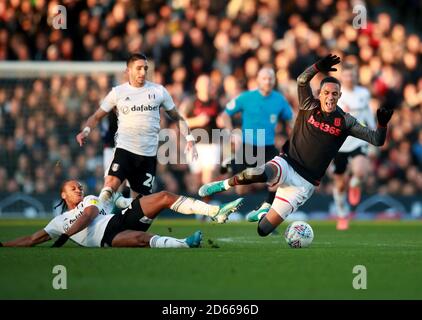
left=1, top=219, right=422, bottom=300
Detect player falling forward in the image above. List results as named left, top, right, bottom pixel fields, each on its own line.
left=198, top=54, right=394, bottom=236
left=0, top=180, right=243, bottom=248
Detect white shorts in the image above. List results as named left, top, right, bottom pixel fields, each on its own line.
left=189, top=143, right=220, bottom=174
left=267, top=156, right=315, bottom=219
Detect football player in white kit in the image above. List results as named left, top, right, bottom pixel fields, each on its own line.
left=0, top=180, right=243, bottom=248
left=333, top=63, right=376, bottom=230
left=76, top=53, right=198, bottom=207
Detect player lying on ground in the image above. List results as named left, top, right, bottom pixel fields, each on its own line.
left=0, top=180, right=243, bottom=248
left=198, top=54, right=394, bottom=236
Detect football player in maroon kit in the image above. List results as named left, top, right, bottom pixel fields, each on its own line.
left=198, top=54, right=394, bottom=236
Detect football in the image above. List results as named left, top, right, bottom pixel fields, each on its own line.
left=284, top=221, right=314, bottom=248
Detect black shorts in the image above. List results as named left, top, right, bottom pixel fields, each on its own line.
left=107, top=148, right=157, bottom=195
left=101, top=195, right=151, bottom=247
left=231, top=144, right=280, bottom=174
left=333, top=146, right=367, bottom=175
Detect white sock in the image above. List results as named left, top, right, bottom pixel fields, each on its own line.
left=115, top=196, right=133, bottom=209
left=350, top=176, right=361, bottom=188
left=223, top=179, right=231, bottom=190
left=334, top=189, right=349, bottom=218
left=149, top=235, right=188, bottom=248
left=259, top=202, right=272, bottom=210
left=170, top=196, right=219, bottom=218
left=99, top=187, right=113, bottom=202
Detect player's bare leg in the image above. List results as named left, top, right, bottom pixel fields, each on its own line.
left=199, top=163, right=278, bottom=197
left=334, top=173, right=349, bottom=230
left=99, top=175, right=122, bottom=202
left=256, top=203, right=291, bottom=237
left=111, top=229, right=202, bottom=248
left=139, top=191, right=243, bottom=224
left=112, top=230, right=154, bottom=247
left=348, top=155, right=369, bottom=206
left=235, top=184, right=253, bottom=195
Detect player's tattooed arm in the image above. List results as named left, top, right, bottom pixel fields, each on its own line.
left=166, top=108, right=192, bottom=138
left=166, top=108, right=198, bottom=161
left=76, top=108, right=108, bottom=146
left=297, top=65, right=319, bottom=110
left=297, top=65, right=319, bottom=86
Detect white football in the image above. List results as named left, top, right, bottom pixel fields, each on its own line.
left=284, top=221, right=314, bottom=248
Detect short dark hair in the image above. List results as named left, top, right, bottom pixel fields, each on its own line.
left=320, top=76, right=341, bottom=89
left=126, top=53, right=147, bottom=66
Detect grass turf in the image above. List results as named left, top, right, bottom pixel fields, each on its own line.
left=0, top=219, right=422, bottom=300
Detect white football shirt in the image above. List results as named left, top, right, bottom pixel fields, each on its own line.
left=44, top=196, right=113, bottom=247
left=338, top=86, right=375, bottom=153
left=100, top=81, right=176, bottom=156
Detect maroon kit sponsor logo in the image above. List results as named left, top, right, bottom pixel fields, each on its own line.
left=307, top=115, right=342, bottom=136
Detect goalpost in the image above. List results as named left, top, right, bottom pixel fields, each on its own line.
left=0, top=61, right=153, bottom=217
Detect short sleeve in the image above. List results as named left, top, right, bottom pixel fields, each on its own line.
left=161, top=86, right=176, bottom=111
left=44, top=217, right=62, bottom=239
left=83, top=195, right=101, bottom=210
left=225, top=95, right=243, bottom=116
left=100, top=88, right=117, bottom=112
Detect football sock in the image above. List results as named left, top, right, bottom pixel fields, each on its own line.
left=349, top=176, right=361, bottom=188
left=257, top=216, right=276, bottom=237
left=265, top=191, right=276, bottom=204
left=149, top=235, right=188, bottom=248
left=334, top=189, right=348, bottom=218
left=228, top=167, right=268, bottom=186
left=115, top=196, right=133, bottom=209
left=99, top=187, right=113, bottom=202
left=170, top=196, right=219, bottom=217
left=223, top=179, right=231, bottom=190
left=257, top=202, right=271, bottom=213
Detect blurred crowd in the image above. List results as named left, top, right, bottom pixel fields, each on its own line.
left=0, top=0, right=421, bottom=200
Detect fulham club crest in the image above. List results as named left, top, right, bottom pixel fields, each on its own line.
left=334, top=118, right=342, bottom=127
left=111, top=163, right=120, bottom=172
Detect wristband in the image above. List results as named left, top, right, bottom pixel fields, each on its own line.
left=82, top=126, right=91, bottom=137
left=186, top=134, right=195, bottom=142
left=52, top=234, right=70, bottom=248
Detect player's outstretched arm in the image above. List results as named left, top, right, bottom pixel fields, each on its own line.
left=297, top=54, right=341, bottom=110
left=165, top=108, right=198, bottom=161
left=346, top=107, right=394, bottom=146
left=76, top=108, right=108, bottom=147
left=52, top=205, right=100, bottom=248
left=1, top=229, right=51, bottom=247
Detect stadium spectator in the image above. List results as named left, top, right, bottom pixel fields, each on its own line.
left=183, top=74, right=222, bottom=192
